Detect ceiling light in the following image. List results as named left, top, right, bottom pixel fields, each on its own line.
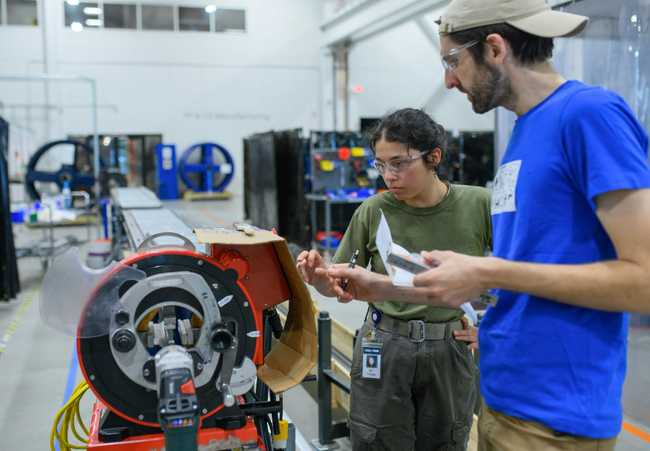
left=70, top=21, right=83, bottom=32
left=66, top=0, right=80, bottom=6
left=85, top=18, right=102, bottom=27
left=205, top=5, right=217, bottom=13
left=102, top=137, right=112, bottom=146
left=84, top=7, right=102, bottom=15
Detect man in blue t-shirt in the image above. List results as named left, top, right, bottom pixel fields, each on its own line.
left=327, top=0, right=650, bottom=449
left=420, top=0, right=650, bottom=448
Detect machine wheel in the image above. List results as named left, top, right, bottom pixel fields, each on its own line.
left=25, top=139, right=96, bottom=201
left=178, top=142, right=235, bottom=193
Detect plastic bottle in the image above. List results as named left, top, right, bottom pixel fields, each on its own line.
left=62, top=180, right=72, bottom=209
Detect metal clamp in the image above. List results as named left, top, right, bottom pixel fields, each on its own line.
left=136, top=232, right=196, bottom=252
left=408, top=320, right=426, bottom=343
left=71, top=190, right=91, bottom=209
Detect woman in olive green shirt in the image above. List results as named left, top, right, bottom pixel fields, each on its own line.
left=297, top=108, right=490, bottom=451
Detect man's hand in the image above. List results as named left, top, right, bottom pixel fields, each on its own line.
left=296, top=249, right=339, bottom=297
left=326, top=264, right=390, bottom=303
left=412, top=251, right=490, bottom=308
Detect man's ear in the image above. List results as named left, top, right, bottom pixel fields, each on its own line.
left=484, top=33, right=508, bottom=64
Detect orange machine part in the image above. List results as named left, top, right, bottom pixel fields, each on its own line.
left=209, top=243, right=290, bottom=366
left=209, top=243, right=291, bottom=312
left=214, top=249, right=250, bottom=280
left=86, top=403, right=264, bottom=450
left=76, top=249, right=262, bottom=428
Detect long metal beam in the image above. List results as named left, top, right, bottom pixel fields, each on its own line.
left=321, top=0, right=449, bottom=48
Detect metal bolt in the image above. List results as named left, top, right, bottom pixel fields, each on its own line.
left=143, top=368, right=151, bottom=377
left=160, top=408, right=166, bottom=414
left=197, top=363, right=204, bottom=371
left=202, top=408, right=207, bottom=414
left=243, top=302, right=248, bottom=307
left=112, top=329, right=136, bottom=353
left=89, top=374, right=95, bottom=381
left=197, top=260, right=204, bottom=266
left=138, top=414, right=144, bottom=420
left=212, top=283, right=219, bottom=289
left=115, top=310, right=130, bottom=326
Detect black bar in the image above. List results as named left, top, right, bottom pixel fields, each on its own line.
left=323, top=369, right=351, bottom=393
left=239, top=400, right=283, bottom=417
left=317, top=311, right=335, bottom=445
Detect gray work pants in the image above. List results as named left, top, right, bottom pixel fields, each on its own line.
left=349, top=322, right=477, bottom=451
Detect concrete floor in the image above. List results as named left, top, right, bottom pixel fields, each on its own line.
left=1, top=197, right=649, bottom=450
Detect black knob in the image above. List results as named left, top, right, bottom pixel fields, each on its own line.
left=142, top=359, right=156, bottom=383
left=112, top=329, right=136, bottom=353
left=210, top=328, right=233, bottom=352
left=115, top=310, right=130, bottom=326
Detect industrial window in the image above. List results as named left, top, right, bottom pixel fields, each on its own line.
left=64, top=1, right=102, bottom=29
left=141, top=4, right=174, bottom=31
left=7, top=0, right=38, bottom=26
left=104, top=3, right=136, bottom=29
left=214, top=8, right=245, bottom=32
left=178, top=6, right=209, bottom=32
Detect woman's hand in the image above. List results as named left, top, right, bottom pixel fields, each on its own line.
left=453, top=317, right=478, bottom=351
left=296, top=249, right=339, bottom=297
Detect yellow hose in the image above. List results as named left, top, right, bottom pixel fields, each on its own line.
left=50, top=381, right=90, bottom=451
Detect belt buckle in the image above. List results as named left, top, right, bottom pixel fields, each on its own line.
left=408, top=320, right=426, bottom=343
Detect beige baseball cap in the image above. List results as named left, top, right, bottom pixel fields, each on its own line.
left=438, top=0, right=589, bottom=38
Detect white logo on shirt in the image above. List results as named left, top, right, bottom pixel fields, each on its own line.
left=491, top=160, right=521, bottom=214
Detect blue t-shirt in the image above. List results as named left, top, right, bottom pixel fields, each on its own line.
left=481, top=80, right=650, bottom=438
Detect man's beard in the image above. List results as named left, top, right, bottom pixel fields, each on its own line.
left=468, top=62, right=513, bottom=114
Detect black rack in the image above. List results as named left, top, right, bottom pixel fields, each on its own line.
left=0, top=116, right=20, bottom=302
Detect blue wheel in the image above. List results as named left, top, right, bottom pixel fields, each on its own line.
left=25, top=139, right=100, bottom=200
left=178, top=142, right=234, bottom=193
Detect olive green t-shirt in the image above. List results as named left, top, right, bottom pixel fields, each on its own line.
left=333, top=184, right=492, bottom=322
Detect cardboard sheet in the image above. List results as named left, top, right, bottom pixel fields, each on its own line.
left=195, top=227, right=317, bottom=393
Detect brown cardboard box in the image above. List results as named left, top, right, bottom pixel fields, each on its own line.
left=194, top=227, right=317, bottom=393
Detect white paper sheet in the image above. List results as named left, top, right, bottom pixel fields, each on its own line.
left=376, top=210, right=478, bottom=324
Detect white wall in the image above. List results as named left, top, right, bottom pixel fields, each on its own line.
left=320, top=6, right=495, bottom=133
left=0, top=0, right=323, bottom=210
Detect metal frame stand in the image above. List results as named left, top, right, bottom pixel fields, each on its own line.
left=0, top=74, right=101, bottom=232
left=311, top=311, right=351, bottom=450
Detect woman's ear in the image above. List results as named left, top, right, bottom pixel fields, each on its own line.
left=431, top=147, right=443, bottom=166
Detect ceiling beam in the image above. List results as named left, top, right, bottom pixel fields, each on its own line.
left=321, top=0, right=449, bottom=48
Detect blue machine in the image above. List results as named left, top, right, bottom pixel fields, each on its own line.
left=155, top=144, right=180, bottom=200
left=178, top=142, right=234, bottom=193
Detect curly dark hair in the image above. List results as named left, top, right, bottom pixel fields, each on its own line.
left=449, top=23, right=554, bottom=67
left=367, top=108, right=447, bottom=171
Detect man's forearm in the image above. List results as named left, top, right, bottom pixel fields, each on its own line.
left=368, top=275, right=446, bottom=305
left=480, top=257, right=650, bottom=314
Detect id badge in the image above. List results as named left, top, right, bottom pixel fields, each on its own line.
left=361, top=339, right=382, bottom=379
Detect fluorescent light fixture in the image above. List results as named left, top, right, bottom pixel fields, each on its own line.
left=70, top=21, right=83, bottom=32
left=85, top=18, right=102, bottom=27
left=205, top=5, right=217, bottom=13
left=102, top=137, right=112, bottom=146
left=83, top=7, right=102, bottom=15
left=66, top=0, right=80, bottom=6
